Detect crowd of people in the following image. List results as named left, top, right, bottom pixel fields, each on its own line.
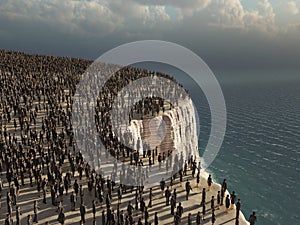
left=0, top=50, right=256, bottom=225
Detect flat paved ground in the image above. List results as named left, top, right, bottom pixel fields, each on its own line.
left=0, top=93, right=249, bottom=225
left=0, top=164, right=249, bottom=224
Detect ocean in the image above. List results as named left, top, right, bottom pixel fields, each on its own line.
left=132, top=62, right=300, bottom=225
left=203, top=70, right=300, bottom=225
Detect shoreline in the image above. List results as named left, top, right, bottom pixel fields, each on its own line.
left=127, top=96, right=251, bottom=225
left=0, top=49, right=251, bottom=224
left=201, top=169, right=250, bottom=225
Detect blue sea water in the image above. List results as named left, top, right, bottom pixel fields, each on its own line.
left=203, top=70, right=300, bottom=225
left=132, top=62, right=300, bottom=225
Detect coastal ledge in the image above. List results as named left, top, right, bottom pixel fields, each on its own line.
left=0, top=49, right=251, bottom=224
left=122, top=100, right=251, bottom=224
left=127, top=98, right=250, bottom=225
left=144, top=168, right=251, bottom=225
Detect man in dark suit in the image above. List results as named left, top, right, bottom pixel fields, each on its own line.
left=177, top=202, right=183, bottom=219
left=185, top=179, right=192, bottom=200
left=80, top=202, right=86, bottom=224
left=249, top=211, right=257, bottom=225
left=33, top=200, right=39, bottom=223
left=58, top=208, right=65, bottom=224
left=16, top=205, right=22, bottom=225
left=165, top=186, right=171, bottom=206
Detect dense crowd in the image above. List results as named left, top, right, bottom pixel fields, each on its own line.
left=0, top=50, right=256, bottom=225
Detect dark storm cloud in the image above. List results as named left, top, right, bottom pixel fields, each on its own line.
left=0, top=0, right=299, bottom=70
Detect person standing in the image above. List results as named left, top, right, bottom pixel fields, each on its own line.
left=70, top=191, right=76, bottom=211
left=118, top=186, right=122, bottom=204
left=249, top=211, right=257, bottom=225
left=58, top=208, right=65, bottom=225
left=202, top=202, right=206, bottom=221
left=119, top=209, right=124, bottom=224
left=192, top=161, right=197, bottom=178
left=135, top=193, right=139, bottom=211
left=200, top=188, right=206, bottom=206
left=16, top=205, right=22, bottom=225
left=27, top=214, right=33, bottom=225
left=172, top=188, right=177, bottom=201
left=179, top=169, right=183, bottom=187
left=80, top=202, right=86, bottom=224
left=51, top=186, right=56, bottom=206
left=43, top=184, right=47, bottom=204
left=73, top=179, right=79, bottom=198
left=111, top=209, right=116, bottom=225
left=80, top=184, right=84, bottom=204
left=10, top=184, right=17, bottom=205
left=210, top=196, right=215, bottom=212
left=20, top=169, right=25, bottom=186
left=148, top=188, right=153, bottom=208
left=138, top=217, right=143, bottom=225
left=222, top=179, right=227, bottom=193
left=7, top=192, right=11, bottom=210
left=92, top=199, right=97, bottom=220
left=170, top=196, right=176, bottom=215
left=33, top=200, right=39, bottom=223
left=220, top=187, right=225, bottom=206
left=225, top=195, right=230, bottom=213
left=140, top=197, right=146, bottom=218
left=102, top=210, right=105, bottom=225
left=98, top=188, right=103, bottom=208
left=196, top=211, right=201, bottom=225
left=7, top=200, right=13, bottom=218
left=174, top=212, right=180, bottom=225
left=106, top=206, right=112, bottom=225
left=42, top=178, right=47, bottom=204
left=144, top=207, right=149, bottom=225
left=106, top=193, right=111, bottom=209
left=64, top=176, right=69, bottom=195
left=184, top=161, right=188, bottom=176
left=187, top=213, right=192, bottom=225
left=236, top=199, right=241, bottom=219
left=231, top=191, right=236, bottom=209
left=217, top=191, right=221, bottom=209
left=197, top=161, right=201, bottom=173
left=165, top=186, right=171, bottom=206
left=207, top=175, right=212, bottom=191
left=160, top=178, right=165, bottom=196
left=57, top=200, right=63, bottom=214
left=185, top=179, right=192, bottom=200
left=177, top=202, right=183, bottom=221
left=5, top=213, right=13, bottom=225
left=211, top=208, right=216, bottom=225
left=127, top=201, right=134, bottom=216
left=196, top=171, right=200, bottom=188
left=158, top=153, right=162, bottom=169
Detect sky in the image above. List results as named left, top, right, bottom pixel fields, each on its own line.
left=0, top=0, right=299, bottom=70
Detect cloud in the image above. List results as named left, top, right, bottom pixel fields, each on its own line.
left=1, top=0, right=297, bottom=37
left=286, top=1, right=299, bottom=15
left=209, top=0, right=245, bottom=28
left=0, top=0, right=123, bottom=37
left=132, top=0, right=211, bottom=16
left=0, top=0, right=173, bottom=39
left=107, top=0, right=171, bottom=26
left=0, top=0, right=299, bottom=44
left=209, top=0, right=277, bottom=34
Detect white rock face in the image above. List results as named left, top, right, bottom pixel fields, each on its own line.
left=129, top=97, right=199, bottom=164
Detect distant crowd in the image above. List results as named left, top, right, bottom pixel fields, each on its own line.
left=0, top=50, right=256, bottom=225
